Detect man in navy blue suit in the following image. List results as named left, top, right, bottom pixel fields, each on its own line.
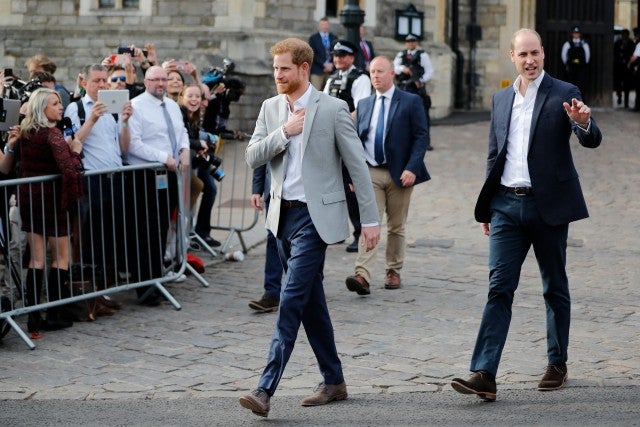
left=345, top=55, right=430, bottom=295
left=451, top=28, right=602, bottom=402
left=308, top=17, right=337, bottom=90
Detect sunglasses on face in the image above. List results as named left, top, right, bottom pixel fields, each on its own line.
left=110, top=76, right=127, bottom=82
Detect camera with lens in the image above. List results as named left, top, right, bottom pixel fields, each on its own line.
left=201, top=58, right=235, bottom=88
left=192, top=131, right=225, bottom=181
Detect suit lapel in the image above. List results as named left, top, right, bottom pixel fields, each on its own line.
left=385, top=91, right=401, bottom=138
left=528, top=74, right=552, bottom=151
left=302, top=87, right=320, bottom=154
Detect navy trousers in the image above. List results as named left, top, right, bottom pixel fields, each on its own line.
left=470, top=189, right=571, bottom=377
left=257, top=205, right=344, bottom=396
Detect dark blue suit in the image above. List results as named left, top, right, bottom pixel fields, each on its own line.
left=470, top=73, right=602, bottom=377
left=252, top=164, right=283, bottom=299
left=308, top=32, right=337, bottom=76
left=356, top=89, right=430, bottom=186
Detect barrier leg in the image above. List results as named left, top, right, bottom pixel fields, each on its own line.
left=185, top=263, right=209, bottom=287
left=153, top=283, right=181, bottom=310
left=3, top=316, right=36, bottom=350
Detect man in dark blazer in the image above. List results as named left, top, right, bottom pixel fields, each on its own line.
left=248, top=164, right=283, bottom=313
left=356, top=24, right=376, bottom=70
left=345, top=55, right=430, bottom=295
left=308, top=17, right=338, bottom=90
left=451, top=28, right=602, bottom=402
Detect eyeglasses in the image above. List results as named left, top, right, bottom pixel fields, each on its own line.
left=146, top=78, right=168, bottom=82
left=110, top=76, right=127, bottom=82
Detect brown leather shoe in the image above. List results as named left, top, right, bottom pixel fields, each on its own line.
left=239, top=388, right=270, bottom=417
left=248, top=294, right=279, bottom=313
left=451, top=371, right=497, bottom=401
left=300, top=382, right=348, bottom=406
left=384, top=269, right=401, bottom=289
left=345, top=274, right=370, bottom=295
left=538, top=363, right=568, bottom=391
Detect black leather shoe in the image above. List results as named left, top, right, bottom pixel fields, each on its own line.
left=345, top=239, right=359, bottom=253
left=451, top=371, right=497, bottom=401
left=538, top=363, right=568, bottom=391
left=239, top=388, right=270, bottom=417
left=201, top=235, right=221, bottom=247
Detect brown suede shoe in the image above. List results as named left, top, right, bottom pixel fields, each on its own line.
left=345, top=274, right=370, bottom=295
left=301, top=382, right=348, bottom=406
left=384, top=269, right=401, bottom=289
left=239, top=388, right=270, bottom=417
left=248, top=294, right=279, bottom=313
left=538, top=363, right=568, bottom=391
left=451, top=371, right=497, bottom=401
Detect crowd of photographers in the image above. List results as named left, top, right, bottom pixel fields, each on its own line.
left=0, top=44, right=246, bottom=340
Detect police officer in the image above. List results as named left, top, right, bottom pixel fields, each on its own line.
left=324, top=40, right=372, bottom=116
left=323, top=39, right=372, bottom=253
left=561, top=26, right=590, bottom=101
left=394, top=34, right=433, bottom=150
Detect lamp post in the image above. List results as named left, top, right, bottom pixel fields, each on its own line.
left=339, top=0, right=365, bottom=47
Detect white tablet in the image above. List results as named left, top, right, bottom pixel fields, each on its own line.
left=98, top=90, right=129, bottom=114
left=0, top=98, right=21, bottom=131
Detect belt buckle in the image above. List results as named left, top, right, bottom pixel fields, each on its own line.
left=514, top=187, right=527, bottom=196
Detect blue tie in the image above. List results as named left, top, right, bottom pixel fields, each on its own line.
left=374, top=96, right=385, bottom=165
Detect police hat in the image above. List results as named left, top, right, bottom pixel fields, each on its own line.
left=331, top=40, right=356, bottom=55
left=405, top=34, right=418, bottom=42
left=571, top=26, right=581, bottom=33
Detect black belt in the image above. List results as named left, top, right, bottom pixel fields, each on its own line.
left=500, top=185, right=533, bottom=196
left=281, top=199, right=307, bottom=208
left=367, top=162, right=387, bottom=169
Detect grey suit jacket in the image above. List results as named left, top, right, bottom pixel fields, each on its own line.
left=246, top=86, right=378, bottom=244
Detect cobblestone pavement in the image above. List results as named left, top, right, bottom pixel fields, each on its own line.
left=0, top=109, right=638, bottom=402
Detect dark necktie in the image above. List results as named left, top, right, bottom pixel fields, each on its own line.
left=160, top=101, right=178, bottom=157
left=374, top=96, right=386, bottom=164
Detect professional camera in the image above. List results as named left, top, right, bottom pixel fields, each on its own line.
left=201, top=58, right=235, bottom=88
left=192, top=131, right=225, bottom=181
left=2, top=73, right=43, bottom=104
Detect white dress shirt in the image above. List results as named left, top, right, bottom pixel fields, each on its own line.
left=363, top=86, right=395, bottom=166
left=127, top=91, right=189, bottom=165
left=281, top=83, right=314, bottom=202
left=501, top=71, right=547, bottom=187
left=64, top=95, right=123, bottom=170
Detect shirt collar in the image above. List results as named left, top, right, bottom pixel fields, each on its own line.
left=512, top=70, right=545, bottom=94
left=376, top=85, right=395, bottom=100
left=289, top=82, right=313, bottom=111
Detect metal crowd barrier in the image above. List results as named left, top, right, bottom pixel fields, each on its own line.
left=0, top=163, right=189, bottom=349
left=209, top=137, right=259, bottom=253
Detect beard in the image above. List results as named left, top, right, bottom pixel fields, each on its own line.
left=276, top=76, right=303, bottom=95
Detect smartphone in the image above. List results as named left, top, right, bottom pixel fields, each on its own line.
left=3, top=68, right=13, bottom=78
left=173, top=61, right=190, bottom=71
left=117, top=46, right=135, bottom=55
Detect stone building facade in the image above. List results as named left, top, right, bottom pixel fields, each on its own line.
left=0, top=1, right=637, bottom=130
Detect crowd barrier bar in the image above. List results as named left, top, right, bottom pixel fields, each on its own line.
left=209, top=137, right=259, bottom=254
left=0, top=163, right=189, bottom=349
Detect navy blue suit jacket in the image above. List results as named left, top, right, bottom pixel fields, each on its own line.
left=356, top=88, right=430, bottom=188
left=252, top=164, right=271, bottom=203
left=474, top=73, right=602, bottom=226
left=308, top=32, right=337, bottom=76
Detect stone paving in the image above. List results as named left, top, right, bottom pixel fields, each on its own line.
left=0, top=109, right=638, bottom=401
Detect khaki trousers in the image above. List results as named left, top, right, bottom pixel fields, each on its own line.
left=355, top=166, right=413, bottom=283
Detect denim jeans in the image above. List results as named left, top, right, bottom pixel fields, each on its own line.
left=470, top=189, right=570, bottom=377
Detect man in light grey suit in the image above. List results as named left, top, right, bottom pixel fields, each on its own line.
left=239, top=38, right=380, bottom=418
